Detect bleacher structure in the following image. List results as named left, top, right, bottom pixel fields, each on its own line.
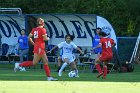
left=75, top=47, right=115, bottom=73
left=0, top=8, right=22, bottom=15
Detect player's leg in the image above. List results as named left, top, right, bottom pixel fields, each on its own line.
left=20, top=53, right=41, bottom=66
left=70, top=62, right=79, bottom=77
left=56, top=56, right=62, bottom=72
left=95, top=56, right=103, bottom=78
left=19, top=50, right=24, bottom=63
left=69, top=55, right=79, bottom=77
left=58, top=57, right=69, bottom=76
left=42, top=54, right=58, bottom=81
left=16, top=49, right=24, bottom=71
left=42, top=54, right=50, bottom=77
left=102, top=61, right=108, bottom=79
left=14, top=53, right=41, bottom=72
left=19, top=49, right=29, bottom=71
left=19, top=47, right=42, bottom=67
left=102, top=56, right=113, bottom=79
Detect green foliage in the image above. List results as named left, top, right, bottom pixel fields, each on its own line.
left=0, top=0, right=139, bottom=36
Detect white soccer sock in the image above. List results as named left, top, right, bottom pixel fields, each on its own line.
left=19, top=67, right=22, bottom=70
left=59, top=63, right=68, bottom=73
left=75, top=69, right=78, bottom=75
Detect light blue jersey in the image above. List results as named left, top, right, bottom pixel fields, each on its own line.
left=58, top=41, right=77, bottom=56
left=57, top=41, right=77, bottom=63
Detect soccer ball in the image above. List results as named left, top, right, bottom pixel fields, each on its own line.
left=68, top=71, right=76, bottom=78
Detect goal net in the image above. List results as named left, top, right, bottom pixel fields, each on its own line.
left=130, top=33, right=140, bottom=64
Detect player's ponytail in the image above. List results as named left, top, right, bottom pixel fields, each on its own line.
left=99, top=31, right=107, bottom=37
left=70, top=35, right=75, bottom=41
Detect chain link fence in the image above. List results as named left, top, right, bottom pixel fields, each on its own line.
left=117, top=37, right=137, bottom=63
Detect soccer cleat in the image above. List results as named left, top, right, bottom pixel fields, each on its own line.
left=102, top=76, right=106, bottom=79
left=75, top=75, right=79, bottom=78
left=47, top=77, right=58, bottom=81
left=14, top=63, right=20, bottom=72
left=97, top=72, right=103, bottom=78
left=58, top=70, right=62, bottom=76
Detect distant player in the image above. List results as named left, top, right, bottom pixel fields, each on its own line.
left=14, top=18, right=57, bottom=81
left=92, top=27, right=102, bottom=54
left=91, top=27, right=102, bottom=72
left=56, top=40, right=76, bottom=72
left=16, top=29, right=29, bottom=71
left=48, top=35, right=84, bottom=77
left=93, top=30, right=116, bottom=79
left=56, top=48, right=63, bottom=72
left=0, top=32, right=2, bottom=55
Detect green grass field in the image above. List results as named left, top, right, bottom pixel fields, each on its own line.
left=0, top=64, right=140, bottom=93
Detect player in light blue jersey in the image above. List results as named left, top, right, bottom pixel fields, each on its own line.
left=49, top=35, right=84, bottom=77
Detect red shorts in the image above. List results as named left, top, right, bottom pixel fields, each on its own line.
left=33, top=43, right=46, bottom=55
left=99, top=54, right=113, bottom=62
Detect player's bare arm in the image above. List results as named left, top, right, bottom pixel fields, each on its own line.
left=48, top=46, right=58, bottom=53
left=28, top=33, right=34, bottom=45
left=92, top=43, right=102, bottom=50
left=112, top=42, right=116, bottom=47
left=43, top=34, right=50, bottom=41
left=77, top=47, right=84, bottom=55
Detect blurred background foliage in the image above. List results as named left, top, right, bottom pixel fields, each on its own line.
left=0, top=0, right=140, bottom=36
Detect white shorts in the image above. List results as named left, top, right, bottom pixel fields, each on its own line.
left=62, top=54, right=75, bottom=63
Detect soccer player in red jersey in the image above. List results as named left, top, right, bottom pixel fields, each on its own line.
left=93, top=30, right=116, bottom=79
left=14, top=18, right=57, bottom=81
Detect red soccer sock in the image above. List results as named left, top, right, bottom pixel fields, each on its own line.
left=44, top=64, right=51, bottom=77
left=95, top=64, right=102, bottom=74
left=103, top=66, right=107, bottom=77
left=19, top=61, right=33, bottom=67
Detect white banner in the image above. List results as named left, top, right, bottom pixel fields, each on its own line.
left=0, top=15, right=117, bottom=48
left=97, top=16, right=117, bottom=48
left=28, top=14, right=96, bottom=46
left=0, top=15, right=25, bottom=45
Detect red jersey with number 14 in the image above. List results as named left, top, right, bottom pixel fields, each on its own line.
left=99, top=37, right=115, bottom=61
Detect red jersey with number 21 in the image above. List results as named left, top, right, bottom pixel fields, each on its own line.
left=99, top=37, right=115, bottom=61
left=31, top=27, right=47, bottom=55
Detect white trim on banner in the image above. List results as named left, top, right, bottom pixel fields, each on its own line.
left=0, top=15, right=25, bottom=45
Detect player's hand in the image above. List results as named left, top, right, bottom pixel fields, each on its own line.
left=31, top=42, right=35, bottom=46
left=47, top=37, right=50, bottom=40
left=80, top=52, right=84, bottom=56
left=92, top=47, right=96, bottom=50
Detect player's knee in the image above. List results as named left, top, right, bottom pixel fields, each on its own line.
left=71, top=62, right=76, bottom=67
left=33, top=62, right=37, bottom=65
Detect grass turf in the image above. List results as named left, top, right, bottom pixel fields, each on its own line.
left=0, top=64, right=140, bottom=93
